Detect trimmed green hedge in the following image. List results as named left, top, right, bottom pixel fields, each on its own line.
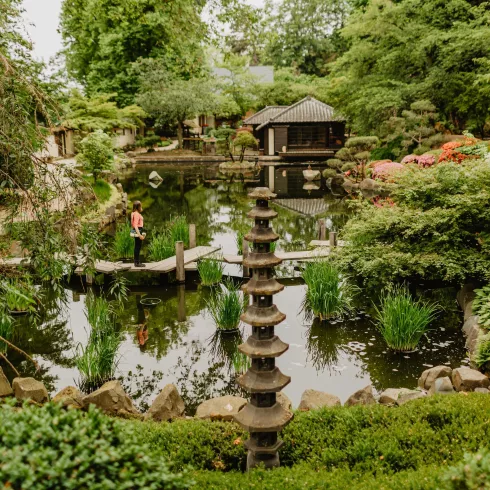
left=1, top=394, right=490, bottom=488
left=130, top=394, right=490, bottom=475
left=0, top=400, right=190, bottom=489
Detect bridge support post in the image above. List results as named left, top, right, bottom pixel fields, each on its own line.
left=318, top=219, right=326, bottom=241
left=242, top=238, right=250, bottom=278
left=329, top=231, right=338, bottom=247
left=189, top=224, right=196, bottom=249
left=176, top=241, right=185, bottom=282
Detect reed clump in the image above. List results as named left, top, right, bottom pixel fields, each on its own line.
left=206, top=281, right=244, bottom=331
left=113, top=223, right=134, bottom=260
left=197, top=257, right=224, bottom=286
left=374, top=285, right=439, bottom=352
left=301, top=261, right=356, bottom=320
left=76, top=291, right=122, bottom=392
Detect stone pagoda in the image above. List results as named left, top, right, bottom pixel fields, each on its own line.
left=234, top=187, right=293, bottom=470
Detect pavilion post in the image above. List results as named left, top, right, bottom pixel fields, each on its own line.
left=318, top=219, right=326, bottom=241
left=175, top=241, right=185, bottom=282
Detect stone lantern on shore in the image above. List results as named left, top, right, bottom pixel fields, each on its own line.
left=234, top=187, right=292, bottom=470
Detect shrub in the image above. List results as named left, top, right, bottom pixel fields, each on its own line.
left=474, top=333, right=490, bottom=369
left=472, top=285, right=490, bottom=329
left=75, top=292, right=122, bottom=392
left=337, top=159, right=490, bottom=287
left=3, top=278, right=37, bottom=313
left=206, top=281, right=244, bottom=330
left=136, top=134, right=161, bottom=150
left=113, top=223, right=134, bottom=260
left=301, top=261, right=356, bottom=320
left=443, top=448, right=490, bottom=489
left=0, top=401, right=190, bottom=489
left=197, top=257, right=224, bottom=286
left=322, top=168, right=338, bottom=179
left=78, top=130, right=114, bottom=182
left=374, top=285, right=439, bottom=352
left=233, top=132, right=258, bottom=163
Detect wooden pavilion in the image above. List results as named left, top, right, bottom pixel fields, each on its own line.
left=244, top=96, right=345, bottom=158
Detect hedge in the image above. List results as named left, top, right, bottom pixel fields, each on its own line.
left=130, top=394, right=490, bottom=474
left=0, top=399, right=190, bottom=489
left=1, top=394, right=490, bottom=488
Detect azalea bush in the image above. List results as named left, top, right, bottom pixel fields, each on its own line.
left=401, top=154, right=436, bottom=168
left=337, top=159, right=490, bottom=287
left=438, top=134, right=489, bottom=164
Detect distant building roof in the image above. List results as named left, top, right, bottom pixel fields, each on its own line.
left=212, top=66, right=274, bottom=84
left=256, top=96, right=345, bottom=130
left=243, top=106, right=289, bottom=126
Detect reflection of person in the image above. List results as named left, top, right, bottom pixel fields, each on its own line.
left=136, top=297, right=150, bottom=350
left=131, top=201, right=146, bottom=268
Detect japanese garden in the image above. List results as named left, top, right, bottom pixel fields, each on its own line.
left=1, top=0, right=490, bottom=488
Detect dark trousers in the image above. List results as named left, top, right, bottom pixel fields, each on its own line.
left=134, top=237, right=143, bottom=264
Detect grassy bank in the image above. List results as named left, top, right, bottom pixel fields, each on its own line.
left=1, top=394, right=490, bottom=488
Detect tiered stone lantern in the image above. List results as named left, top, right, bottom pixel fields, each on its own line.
left=234, top=187, right=292, bottom=470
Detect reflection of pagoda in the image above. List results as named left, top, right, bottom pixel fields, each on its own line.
left=234, top=187, right=292, bottom=469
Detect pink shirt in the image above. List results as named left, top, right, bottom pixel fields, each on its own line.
left=131, top=211, right=143, bottom=229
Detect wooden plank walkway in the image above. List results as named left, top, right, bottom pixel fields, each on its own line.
left=223, top=248, right=331, bottom=265
left=309, top=239, right=346, bottom=247
left=72, top=246, right=219, bottom=274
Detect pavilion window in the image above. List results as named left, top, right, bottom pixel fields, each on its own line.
left=288, top=126, right=327, bottom=149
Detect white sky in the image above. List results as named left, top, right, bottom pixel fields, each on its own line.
left=21, top=0, right=266, bottom=63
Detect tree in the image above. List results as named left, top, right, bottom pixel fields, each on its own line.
left=329, top=0, right=490, bottom=135
left=383, top=100, right=442, bottom=156
left=265, top=0, right=352, bottom=76
left=233, top=131, right=258, bottom=163
left=328, top=136, right=379, bottom=180
left=62, top=90, right=145, bottom=132
left=78, top=130, right=114, bottom=182
left=135, top=61, right=216, bottom=149
left=59, top=0, right=208, bottom=106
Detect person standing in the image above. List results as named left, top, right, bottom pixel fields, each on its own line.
left=131, top=201, right=146, bottom=267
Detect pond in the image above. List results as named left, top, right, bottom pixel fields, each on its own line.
left=5, top=164, right=469, bottom=412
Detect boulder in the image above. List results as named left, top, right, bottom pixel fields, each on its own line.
left=396, top=390, right=426, bottom=406
left=145, top=384, right=185, bottom=422
left=418, top=366, right=453, bottom=390
left=463, top=316, right=479, bottom=336
left=298, top=389, right=341, bottom=411
left=428, top=377, right=454, bottom=395
left=457, top=284, right=477, bottom=313
left=52, top=386, right=84, bottom=409
left=474, top=387, right=490, bottom=394
left=464, top=321, right=483, bottom=355
left=359, top=178, right=381, bottom=191
left=12, top=377, right=49, bottom=403
left=464, top=300, right=474, bottom=321
left=116, top=183, right=123, bottom=194
left=149, top=171, right=163, bottom=182
left=277, top=392, right=292, bottom=411
left=452, top=367, right=490, bottom=392
left=345, top=385, right=376, bottom=407
left=0, top=368, right=13, bottom=397
left=378, top=388, right=413, bottom=406
left=196, top=395, right=247, bottom=421
left=82, top=380, right=139, bottom=415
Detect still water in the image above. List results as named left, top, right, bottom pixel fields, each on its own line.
left=7, top=164, right=468, bottom=411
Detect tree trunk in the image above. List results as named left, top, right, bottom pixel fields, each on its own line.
left=240, top=147, right=245, bottom=163
left=177, top=121, right=183, bottom=150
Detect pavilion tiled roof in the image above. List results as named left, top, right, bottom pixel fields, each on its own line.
left=243, top=106, right=289, bottom=126
left=256, top=96, right=344, bottom=130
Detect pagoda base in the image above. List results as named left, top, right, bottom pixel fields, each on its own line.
left=247, top=451, right=280, bottom=470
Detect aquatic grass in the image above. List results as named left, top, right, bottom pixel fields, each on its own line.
left=113, top=223, right=134, bottom=260
left=301, top=261, right=356, bottom=321
left=206, top=281, right=244, bottom=331
left=0, top=311, right=13, bottom=355
left=76, top=292, right=122, bottom=392
left=474, top=333, right=490, bottom=368
left=232, top=351, right=251, bottom=375
left=197, top=256, right=224, bottom=286
left=169, top=214, right=189, bottom=247
left=148, top=230, right=174, bottom=261
left=374, top=285, right=439, bottom=352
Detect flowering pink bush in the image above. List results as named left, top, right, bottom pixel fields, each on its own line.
left=401, top=154, right=436, bottom=167
left=401, top=154, right=418, bottom=164
left=371, top=161, right=405, bottom=181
